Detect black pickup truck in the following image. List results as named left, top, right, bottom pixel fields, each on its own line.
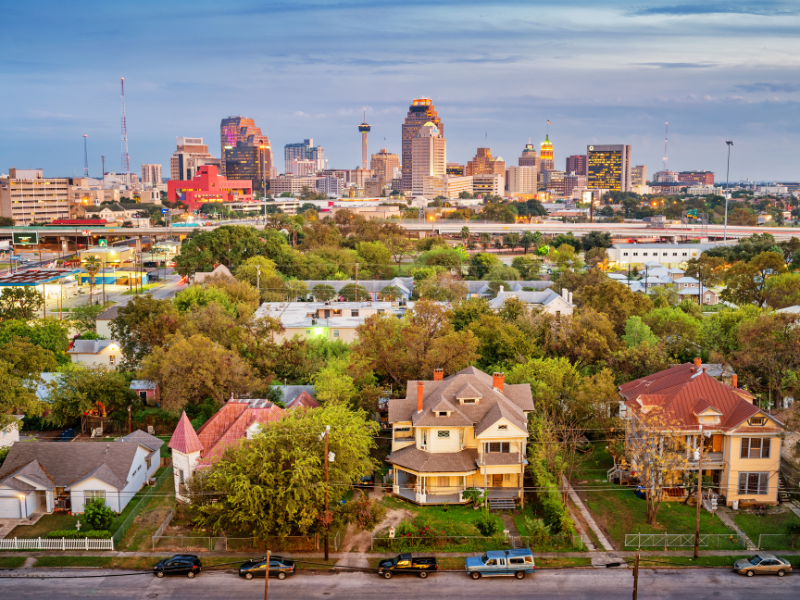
left=377, top=554, right=438, bottom=579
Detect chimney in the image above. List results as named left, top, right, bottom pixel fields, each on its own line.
left=568, top=292, right=573, bottom=304
left=433, top=368, right=444, bottom=381
left=493, top=372, right=505, bottom=394
left=562, top=288, right=568, bottom=301
left=417, top=381, right=424, bottom=413
left=499, top=285, right=504, bottom=293
left=732, top=374, right=738, bottom=388
left=702, top=367, right=707, bottom=374
left=694, top=357, right=701, bottom=369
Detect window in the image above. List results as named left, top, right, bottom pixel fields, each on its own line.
left=438, top=411, right=448, bottom=417
left=437, top=430, right=450, bottom=438
left=146, top=457, right=152, bottom=470
left=351, top=310, right=359, bottom=317
left=420, top=429, right=427, bottom=447
left=682, top=252, right=687, bottom=256
left=741, top=438, right=771, bottom=459
left=748, top=417, right=766, bottom=426
left=333, top=330, right=340, bottom=338
left=139, top=391, right=148, bottom=402
left=109, top=355, right=116, bottom=366
left=633, top=252, right=638, bottom=256
left=509, top=558, right=524, bottom=565
left=437, top=476, right=450, bottom=487
left=738, top=472, right=768, bottom=495
left=179, top=469, right=185, bottom=484
left=643, top=252, right=648, bottom=256
left=84, top=490, right=106, bottom=502
left=462, top=398, right=476, bottom=404
left=623, top=252, right=628, bottom=256
left=498, top=425, right=508, bottom=431
left=486, top=442, right=510, bottom=453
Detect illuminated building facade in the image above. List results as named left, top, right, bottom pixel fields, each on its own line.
left=587, top=144, right=632, bottom=192
left=411, top=122, right=446, bottom=195
left=679, top=171, right=714, bottom=186
left=466, top=148, right=505, bottom=177
left=0, top=168, right=69, bottom=225
left=472, top=173, right=505, bottom=197
left=507, top=166, right=537, bottom=194
left=539, top=135, right=554, bottom=172
left=167, top=166, right=252, bottom=211
left=519, top=142, right=539, bottom=168
left=631, top=165, right=647, bottom=187
left=225, top=144, right=271, bottom=195
left=446, top=163, right=464, bottom=176
left=401, top=99, right=443, bottom=191
left=220, top=117, right=273, bottom=179
left=423, top=174, right=473, bottom=199
left=169, top=137, right=220, bottom=182
left=565, top=155, right=587, bottom=176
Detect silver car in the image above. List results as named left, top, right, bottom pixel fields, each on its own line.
left=733, top=554, right=792, bottom=577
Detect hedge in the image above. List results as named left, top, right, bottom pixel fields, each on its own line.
left=528, top=460, right=575, bottom=535
left=45, top=530, right=111, bottom=539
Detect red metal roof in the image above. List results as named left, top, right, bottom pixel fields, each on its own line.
left=285, top=391, right=320, bottom=410
left=168, top=412, right=204, bottom=454
left=195, top=401, right=285, bottom=465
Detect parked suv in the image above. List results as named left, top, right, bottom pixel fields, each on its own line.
left=465, top=549, right=535, bottom=580
left=153, top=555, right=202, bottom=578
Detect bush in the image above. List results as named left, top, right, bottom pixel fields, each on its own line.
left=520, top=515, right=550, bottom=538
left=473, top=512, right=503, bottom=537
left=462, top=488, right=484, bottom=506
left=528, top=460, right=575, bottom=535
left=83, top=498, right=115, bottom=530
left=46, top=530, right=111, bottom=539
left=338, top=498, right=387, bottom=531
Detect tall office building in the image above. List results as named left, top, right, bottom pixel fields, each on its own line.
left=170, top=137, right=220, bottom=182
left=507, top=166, right=538, bottom=194
left=565, top=155, right=587, bottom=176
left=284, top=139, right=324, bottom=173
left=587, top=144, right=632, bottom=192
left=370, top=148, right=401, bottom=183
left=140, top=164, right=162, bottom=186
left=446, top=163, right=465, bottom=176
left=401, top=98, right=443, bottom=191
left=466, top=148, right=505, bottom=177
left=411, top=122, right=446, bottom=195
left=631, top=165, right=647, bottom=188
left=220, top=117, right=274, bottom=178
left=519, top=141, right=539, bottom=167
left=539, top=135, right=554, bottom=172
left=0, top=168, right=69, bottom=225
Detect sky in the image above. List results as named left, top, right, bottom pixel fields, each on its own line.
left=1, top=0, right=799, bottom=182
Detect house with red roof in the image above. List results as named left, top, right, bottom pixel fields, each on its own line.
left=168, top=399, right=285, bottom=502
left=620, top=360, right=784, bottom=507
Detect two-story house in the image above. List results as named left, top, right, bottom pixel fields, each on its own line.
left=620, top=362, right=784, bottom=507
left=388, top=367, right=533, bottom=507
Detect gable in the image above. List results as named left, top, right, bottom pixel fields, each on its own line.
left=475, top=417, right=527, bottom=439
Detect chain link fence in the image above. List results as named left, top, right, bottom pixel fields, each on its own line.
left=112, top=467, right=173, bottom=547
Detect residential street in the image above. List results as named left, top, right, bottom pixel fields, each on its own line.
left=1, top=569, right=799, bottom=599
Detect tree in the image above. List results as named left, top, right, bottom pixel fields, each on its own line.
left=109, top=295, right=182, bottom=369
left=519, top=231, right=537, bottom=254
left=502, top=232, right=520, bottom=252
left=468, top=314, right=536, bottom=368
left=468, top=252, right=501, bottom=279
left=684, top=255, right=725, bottom=303
left=384, top=235, right=414, bottom=270
left=378, top=285, right=402, bottom=302
left=728, top=207, right=757, bottom=226
left=582, top=231, right=612, bottom=251
left=621, top=316, right=658, bottom=347
left=699, top=305, right=761, bottom=362
left=550, top=234, right=582, bottom=252
left=139, top=334, right=256, bottom=412
left=312, top=362, right=357, bottom=406
left=481, top=202, right=517, bottom=223
left=0, top=338, right=58, bottom=378
left=284, top=280, right=309, bottom=301
left=460, top=226, right=470, bottom=242
left=450, top=297, right=493, bottom=331
left=721, top=251, right=786, bottom=308
left=339, top=284, right=371, bottom=302
left=46, top=366, right=134, bottom=428
left=233, top=256, right=280, bottom=294
left=83, top=256, right=102, bottom=304
left=311, top=284, right=337, bottom=301
left=576, top=281, right=653, bottom=334
left=0, top=359, right=47, bottom=428
left=609, top=342, right=671, bottom=382
left=0, top=287, right=44, bottom=321
left=417, top=272, right=467, bottom=301
left=643, top=307, right=702, bottom=362
left=482, top=265, right=521, bottom=282
left=478, top=232, right=491, bottom=250
left=763, top=272, right=800, bottom=309
left=0, top=318, right=71, bottom=365
left=70, top=303, right=107, bottom=335
left=175, top=226, right=288, bottom=277
left=174, top=285, right=238, bottom=317
left=191, top=404, right=378, bottom=537
left=356, top=241, right=394, bottom=279
left=547, top=308, right=619, bottom=366
left=83, top=498, right=114, bottom=530
left=511, top=256, right=542, bottom=280
left=417, top=247, right=464, bottom=269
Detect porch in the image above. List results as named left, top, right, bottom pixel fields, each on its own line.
left=392, top=469, right=521, bottom=505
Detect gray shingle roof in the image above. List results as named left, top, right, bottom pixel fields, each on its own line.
left=116, top=429, right=163, bottom=453
left=488, top=289, right=564, bottom=310
left=69, top=339, right=115, bottom=354
left=97, top=305, right=122, bottom=321
left=389, top=445, right=478, bottom=473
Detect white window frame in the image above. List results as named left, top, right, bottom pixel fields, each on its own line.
left=738, top=472, right=768, bottom=495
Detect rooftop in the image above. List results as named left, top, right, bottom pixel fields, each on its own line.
left=0, top=269, right=81, bottom=286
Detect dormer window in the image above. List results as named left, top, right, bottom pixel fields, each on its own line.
left=749, top=417, right=766, bottom=426
left=437, top=411, right=448, bottom=417
left=462, top=398, right=476, bottom=405
left=498, top=425, right=508, bottom=431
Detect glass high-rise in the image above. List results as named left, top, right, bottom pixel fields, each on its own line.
left=220, top=117, right=273, bottom=195
left=284, top=139, right=324, bottom=173
left=401, top=99, right=443, bottom=191
left=587, top=144, right=632, bottom=192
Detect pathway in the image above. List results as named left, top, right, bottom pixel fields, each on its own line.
left=562, top=477, right=623, bottom=569
left=0, top=510, right=45, bottom=540
left=715, top=509, right=758, bottom=550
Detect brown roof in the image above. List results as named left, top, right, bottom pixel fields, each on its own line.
left=481, top=454, right=525, bottom=466
left=195, top=401, right=285, bottom=465
left=96, top=305, right=122, bottom=321
left=169, top=412, right=204, bottom=455
left=389, top=445, right=478, bottom=473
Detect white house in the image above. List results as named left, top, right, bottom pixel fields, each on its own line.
left=488, top=287, right=574, bottom=317
left=0, top=431, right=162, bottom=518
left=0, top=417, right=22, bottom=449
left=68, top=339, right=122, bottom=369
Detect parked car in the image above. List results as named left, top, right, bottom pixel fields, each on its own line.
left=733, top=554, right=793, bottom=577
left=466, top=549, right=535, bottom=580
left=238, top=557, right=296, bottom=580
left=377, top=554, right=438, bottom=579
left=153, top=554, right=202, bottom=578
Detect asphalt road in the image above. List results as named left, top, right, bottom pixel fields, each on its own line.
left=1, top=569, right=799, bottom=600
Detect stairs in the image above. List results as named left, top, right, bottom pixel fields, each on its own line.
left=778, top=474, right=792, bottom=504
left=488, top=498, right=516, bottom=511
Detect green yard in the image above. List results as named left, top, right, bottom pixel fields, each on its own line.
left=734, top=510, right=800, bottom=550
left=0, top=557, right=26, bottom=568
left=8, top=513, right=80, bottom=539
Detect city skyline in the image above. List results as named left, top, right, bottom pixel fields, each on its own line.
left=1, top=1, right=799, bottom=181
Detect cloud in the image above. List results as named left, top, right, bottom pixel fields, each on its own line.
left=734, top=82, right=800, bottom=93
left=630, top=3, right=799, bottom=16
left=635, top=62, right=716, bottom=69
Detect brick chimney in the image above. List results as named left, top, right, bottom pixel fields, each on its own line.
left=732, top=374, right=738, bottom=388
left=417, top=381, right=424, bottom=413
left=694, top=357, right=702, bottom=369
left=493, top=372, right=505, bottom=394
left=433, top=368, right=444, bottom=381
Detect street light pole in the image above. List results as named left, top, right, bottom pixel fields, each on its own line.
left=723, top=141, right=733, bottom=242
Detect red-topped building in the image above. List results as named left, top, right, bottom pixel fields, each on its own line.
left=166, top=165, right=253, bottom=211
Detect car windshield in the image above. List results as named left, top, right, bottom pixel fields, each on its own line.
left=748, top=556, right=762, bottom=566
left=480, top=554, right=489, bottom=564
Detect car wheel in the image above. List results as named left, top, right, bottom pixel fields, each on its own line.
left=777, top=570, right=785, bottom=577
left=471, top=572, right=481, bottom=580
left=746, top=570, right=754, bottom=577
left=156, top=571, right=164, bottom=578
left=245, top=572, right=253, bottom=580
left=419, top=571, right=428, bottom=579
left=187, top=571, right=195, bottom=579
left=278, top=572, right=286, bottom=580
left=515, top=571, right=525, bottom=580
left=383, top=571, right=393, bottom=579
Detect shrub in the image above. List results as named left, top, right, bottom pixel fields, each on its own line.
left=46, top=530, right=111, bottom=539
left=338, top=498, right=387, bottom=531
left=473, top=513, right=503, bottom=537
left=462, top=488, right=484, bottom=506
left=83, top=498, right=115, bottom=530
left=521, top=515, right=550, bottom=538
left=528, top=460, right=575, bottom=535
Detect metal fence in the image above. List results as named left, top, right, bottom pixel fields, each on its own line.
left=151, top=534, right=331, bottom=553
left=758, top=534, right=800, bottom=551
left=0, top=537, right=114, bottom=551
left=112, top=467, right=173, bottom=547
left=152, top=506, right=176, bottom=541
left=625, top=533, right=749, bottom=550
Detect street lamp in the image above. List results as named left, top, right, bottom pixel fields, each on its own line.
left=723, top=141, right=734, bottom=242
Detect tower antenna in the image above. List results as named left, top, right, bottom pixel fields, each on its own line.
left=120, top=77, right=130, bottom=181
left=101, top=155, right=106, bottom=177
left=83, top=135, right=89, bottom=177
left=663, top=122, right=668, bottom=172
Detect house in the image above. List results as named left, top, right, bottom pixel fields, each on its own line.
left=271, top=384, right=316, bottom=408
left=95, top=305, right=121, bottom=339
left=619, top=361, right=784, bottom=507
left=0, top=430, right=162, bottom=517
left=606, top=243, right=724, bottom=269
left=191, top=264, right=233, bottom=285
left=387, top=367, right=534, bottom=506
left=168, top=400, right=285, bottom=502
left=0, top=416, right=22, bottom=449
left=303, top=278, right=414, bottom=302
left=488, top=287, right=574, bottom=317
left=68, top=339, right=121, bottom=368
left=679, top=286, right=723, bottom=305
left=130, top=380, right=159, bottom=403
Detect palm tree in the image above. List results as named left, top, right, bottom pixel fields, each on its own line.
left=460, top=226, right=470, bottom=244
left=479, top=232, right=491, bottom=251
left=84, top=256, right=101, bottom=305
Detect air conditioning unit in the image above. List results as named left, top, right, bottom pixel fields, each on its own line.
left=147, top=478, right=156, bottom=486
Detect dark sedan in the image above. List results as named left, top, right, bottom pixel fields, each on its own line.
left=153, top=554, right=202, bottom=578
left=239, top=557, right=296, bottom=580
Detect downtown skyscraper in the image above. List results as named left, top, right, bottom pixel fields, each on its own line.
left=401, top=98, right=443, bottom=191
left=220, top=117, right=273, bottom=195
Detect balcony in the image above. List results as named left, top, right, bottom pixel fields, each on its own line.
left=687, top=452, right=724, bottom=465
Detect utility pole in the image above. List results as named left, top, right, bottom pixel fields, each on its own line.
left=256, top=265, right=261, bottom=295
left=694, top=424, right=704, bottom=559
left=324, top=425, right=331, bottom=561
left=632, top=552, right=640, bottom=600
left=723, top=141, right=733, bottom=242
left=128, top=405, right=132, bottom=435
left=355, top=263, right=359, bottom=302
left=264, top=549, right=270, bottom=600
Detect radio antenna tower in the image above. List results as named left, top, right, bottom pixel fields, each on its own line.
left=83, top=135, right=89, bottom=177
left=120, top=77, right=130, bottom=180
left=101, top=155, right=106, bottom=177
left=663, top=122, right=669, bottom=172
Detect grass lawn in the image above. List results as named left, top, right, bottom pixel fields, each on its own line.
left=734, top=511, right=800, bottom=550
left=118, top=470, right=176, bottom=551
left=8, top=513, right=80, bottom=539
left=582, top=488, right=731, bottom=550
left=0, top=557, right=26, bottom=568
left=637, top=555, right=800, bottom=568
left=122, top=283, right=161, bottom=295
left=536, top=557, right=592, bottom=568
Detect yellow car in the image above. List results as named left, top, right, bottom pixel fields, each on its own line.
left=733, top=554, right=793, bottom=577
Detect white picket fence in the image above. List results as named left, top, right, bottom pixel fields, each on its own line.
left=0, top=537, right=114, bottom=551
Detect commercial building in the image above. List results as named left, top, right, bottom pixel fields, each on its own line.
left=541, top=170, right=566, bottom=195
left=687, top=185, right=722, bottom=196
left=284, top=139, right=324, bottom=173
left=370, top=148, right=401, bottom=184
left=169, top=137, right=220, bottom=182
left=423, top=174, right=473, bottom=199
left=411, top=122, right=446, bottom=195
left=167, top=165, right=253, bottom=210
left=539, top=135, right=554, bottom=172
left=220, top=117, right=273, bottom=190
left=466, top=148, right=505, bottom=177
left=0, top=168, right=69, bottom=225
left=268, top=175, right=318, bottom=196
left=606, top=242, right=721, bottom=269
left=631, top=165, right=647, bottom=188
left=679, top=171, right=714, bottom=186
left=140, top=164, right=162, bottom=186
left=519, top=142, right=539, bottom=168
left=472, top=173, right=505, bottom=198
left=402, top=99, right=443, bottom=191
left=563, top=172, right=587, bottom=196
left=287, top=159, right=316, bottom=176
left=446, top=163, right=465, bottom=176
left=565, top=155, right=587, bottom=175
left=316, top=175, right=344, bottom=197
left=506, top=166, right=537, bottom=194
left=587, top=144, right=632, bottom=192
left=653, top=170, right=679, bottom=183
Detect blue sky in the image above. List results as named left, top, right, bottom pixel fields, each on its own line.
left=1, top=0, right=799, bottom=181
